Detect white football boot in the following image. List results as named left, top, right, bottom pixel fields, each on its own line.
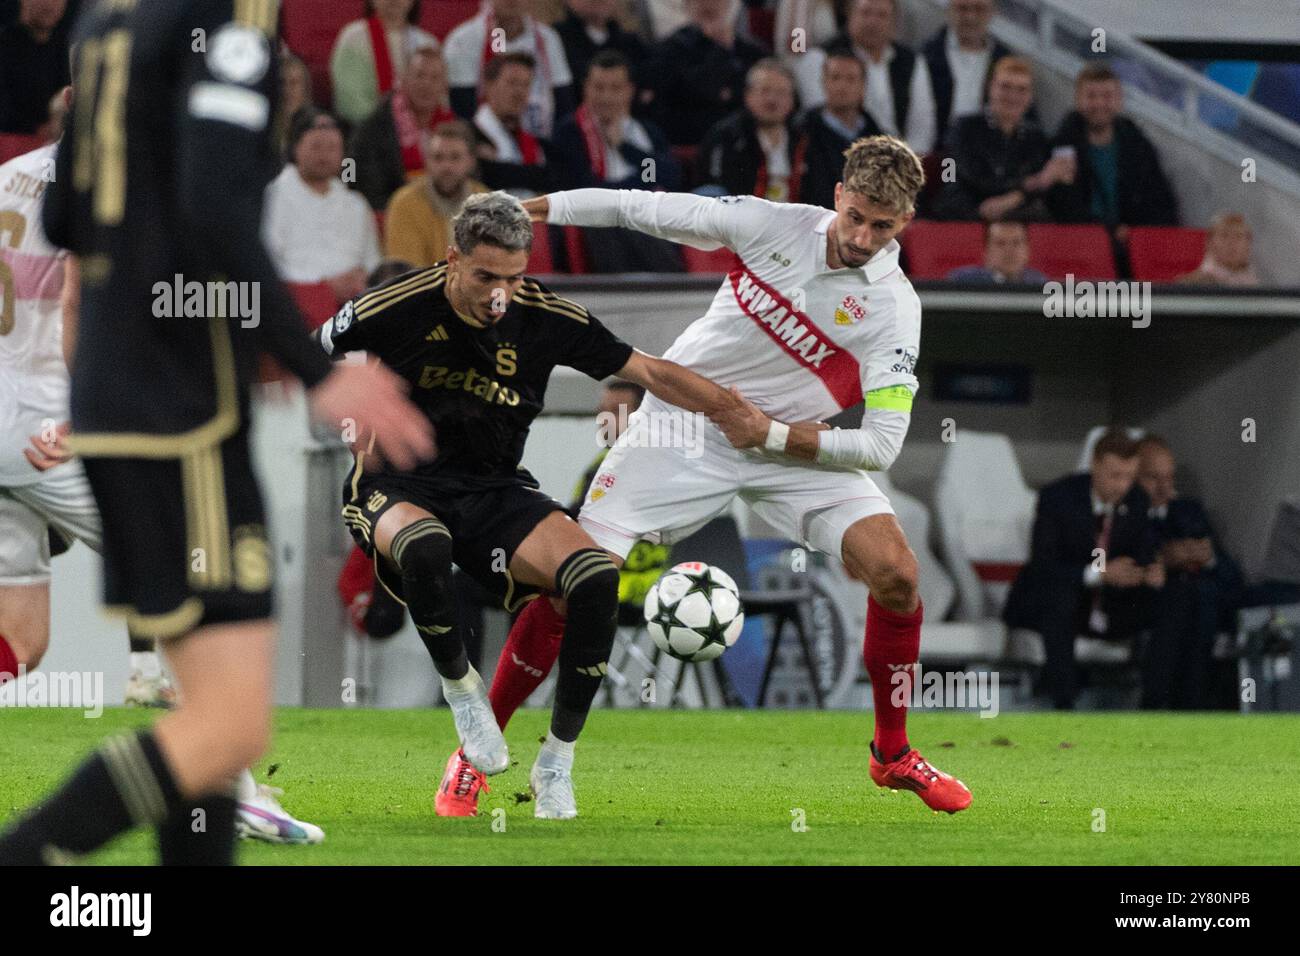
left=124, top=652, right=177, bottom=708
left=234, top=771, right=325, bottom=845
left=529, top=734, right=578, bottom=820
left=442, top=667, right=509, bottom=775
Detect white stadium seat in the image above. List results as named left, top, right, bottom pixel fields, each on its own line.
left=935, top=432, right=1037, bottom=622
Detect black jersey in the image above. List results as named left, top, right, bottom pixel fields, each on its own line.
left=43, top=0, right=332, bottom=450
left=319, top=263, right=634, bottom=490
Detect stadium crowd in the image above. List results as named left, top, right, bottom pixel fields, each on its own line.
left=0, top=0, right=1266, bottom=284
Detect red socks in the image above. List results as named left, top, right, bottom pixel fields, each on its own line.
left=0, top=633, right=18, bottom=683
left=489, top=597, right=566, bottom=729
left=863, top=593, right=923, bottom=759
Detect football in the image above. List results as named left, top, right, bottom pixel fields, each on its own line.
left=643, top=561, right=745, bottom=662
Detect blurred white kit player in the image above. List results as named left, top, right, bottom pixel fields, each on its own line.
left=546, top=188, right=919, bottom=560
left=0, top=144, right=321, bottom=846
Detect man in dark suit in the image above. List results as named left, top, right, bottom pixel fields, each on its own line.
left=1004, top=430, right=1164, bottom=709
left=1136, top=436, right=1244, bottom=709
left=552, top=0, right=648, bottom=90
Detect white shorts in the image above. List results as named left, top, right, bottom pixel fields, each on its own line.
left=0, top=460, right=103, bottom=585
left=577, top=396, right=894, bottom=561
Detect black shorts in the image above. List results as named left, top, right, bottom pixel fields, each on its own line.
left=80, top=426, right=273, bottom=640
left=342, top=462, right=564, bottom=613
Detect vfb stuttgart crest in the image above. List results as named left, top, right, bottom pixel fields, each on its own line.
left=834, top=294, right=867, bottom=326
left=589, top=472, right=616, bottom=502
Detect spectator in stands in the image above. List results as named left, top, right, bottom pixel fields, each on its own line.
left=643, top=0, right=767, bottom=147
left=933, top=56, right=1080, bottom=222
left=470, top=52, right=555, bottom=198
left=263, top=109, right=382, bottom=303
left=921, top=0, right=1010, bottom=150
left=384, top=121, right=488, bottom=267
left=819, top=0, right=936, bottom=155
left=349, top=47, right=457, bottom=211
left=1003, top=429, right=1164, bottom=710
left=1050, top=63, right=1178, bottom=239
left=554, top=0, right=649, bottom=89
left=0, top=0, right=76, bottom=136
left=947, top=219, right=1047, bottom=284
left=698, top=59, right=802, bottom=201
left=552, top=51, right=677, bottom=190
left=796, top=47, right=881, bottom=210
left=1136, top=436, right=1244, bottom=710
left=444, top=0, right=575, bottom=140
left=330, top=0, right=440, bottom=129
left=1176, top=212, right=1260, bottom=287
left=552, top=50, right=682, bottom=270
left=275, top=53, right=316, bottom=159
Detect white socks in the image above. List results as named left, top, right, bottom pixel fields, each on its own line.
left=537, top=731, right=575, bottom=769
left=441, top=665, right=484, bottom=699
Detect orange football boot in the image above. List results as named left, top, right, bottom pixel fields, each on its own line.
left=870, top=744, right=972, bottom=814
left=435, top=749, right=490, bottom=817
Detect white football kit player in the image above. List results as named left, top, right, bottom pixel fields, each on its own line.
left=545, top=190, right=920, bottom=561
left=0, top=144, right=101, bottom=585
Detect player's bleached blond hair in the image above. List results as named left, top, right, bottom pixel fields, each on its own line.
left=840, top=135, right=926, bottom=216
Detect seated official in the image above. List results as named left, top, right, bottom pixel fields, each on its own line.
left=1003, top=429, right=1164, bottom=709
left=1136, top=436, right=1244, bottom=710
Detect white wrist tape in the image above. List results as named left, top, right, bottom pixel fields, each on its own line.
left=764, top=420, right=790, bottom=454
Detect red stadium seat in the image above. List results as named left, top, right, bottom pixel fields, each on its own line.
left=747, top=7, right=776, bottom=48
left=1026, top=224, right=1116, bottom=280
left=897, top=220, right=985, bottom=280
left=562, top=225, right=587, bottom=274
left=528, top=221, right=556, bottom=273
left=0, top=133, right=48, bottom=165
left=280, top=0, right=365, bottom=107
left=681, top=246, right=738, bottom=274
left=420, top=0, right=482, bottom=40
left=1126, top=226, right=1207, bottom=283
left=287, top=281, right=341, bottom=328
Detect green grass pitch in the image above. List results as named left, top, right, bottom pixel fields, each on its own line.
left=3, top=708, right=1297, bottom=865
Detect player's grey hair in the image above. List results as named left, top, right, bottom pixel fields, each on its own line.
left=452, top=191, right=534, bottom=255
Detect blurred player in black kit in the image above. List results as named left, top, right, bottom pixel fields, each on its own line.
left=0, top=0, right=433, bottom=865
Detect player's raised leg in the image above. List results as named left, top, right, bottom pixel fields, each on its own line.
left=374, top=503, right=508, bottom=775
left=839, top=514, right=972, bottom=814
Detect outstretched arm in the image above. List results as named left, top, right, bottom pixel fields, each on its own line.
left=523, top=189, right=766, bottom=252
left=615, top=350, right=741, bottom=419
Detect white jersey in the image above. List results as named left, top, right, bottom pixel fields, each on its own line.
left=546, top=191, right=920, bottom=425
left=0, top=143, right=67, bottom=487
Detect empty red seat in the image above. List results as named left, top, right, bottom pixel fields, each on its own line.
left=897, top=220, right=985, bottom=279
left=528, top=221, right=556, bottom=274
left=0, top=133, right=48, bottom=165
left=420, top=0, right=482, bottom=40
left=280, top=0, right=365, bottom=107
left=1027, top=224, right=1116, bottom=280
left=1126, top=226, right=1206, bottom=283
left=681, top=246, right=737, bottom=274
left=286, top=281, right=340, bottom=328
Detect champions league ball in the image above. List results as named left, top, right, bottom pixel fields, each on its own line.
left=643, top=562, right=745, bottom=663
